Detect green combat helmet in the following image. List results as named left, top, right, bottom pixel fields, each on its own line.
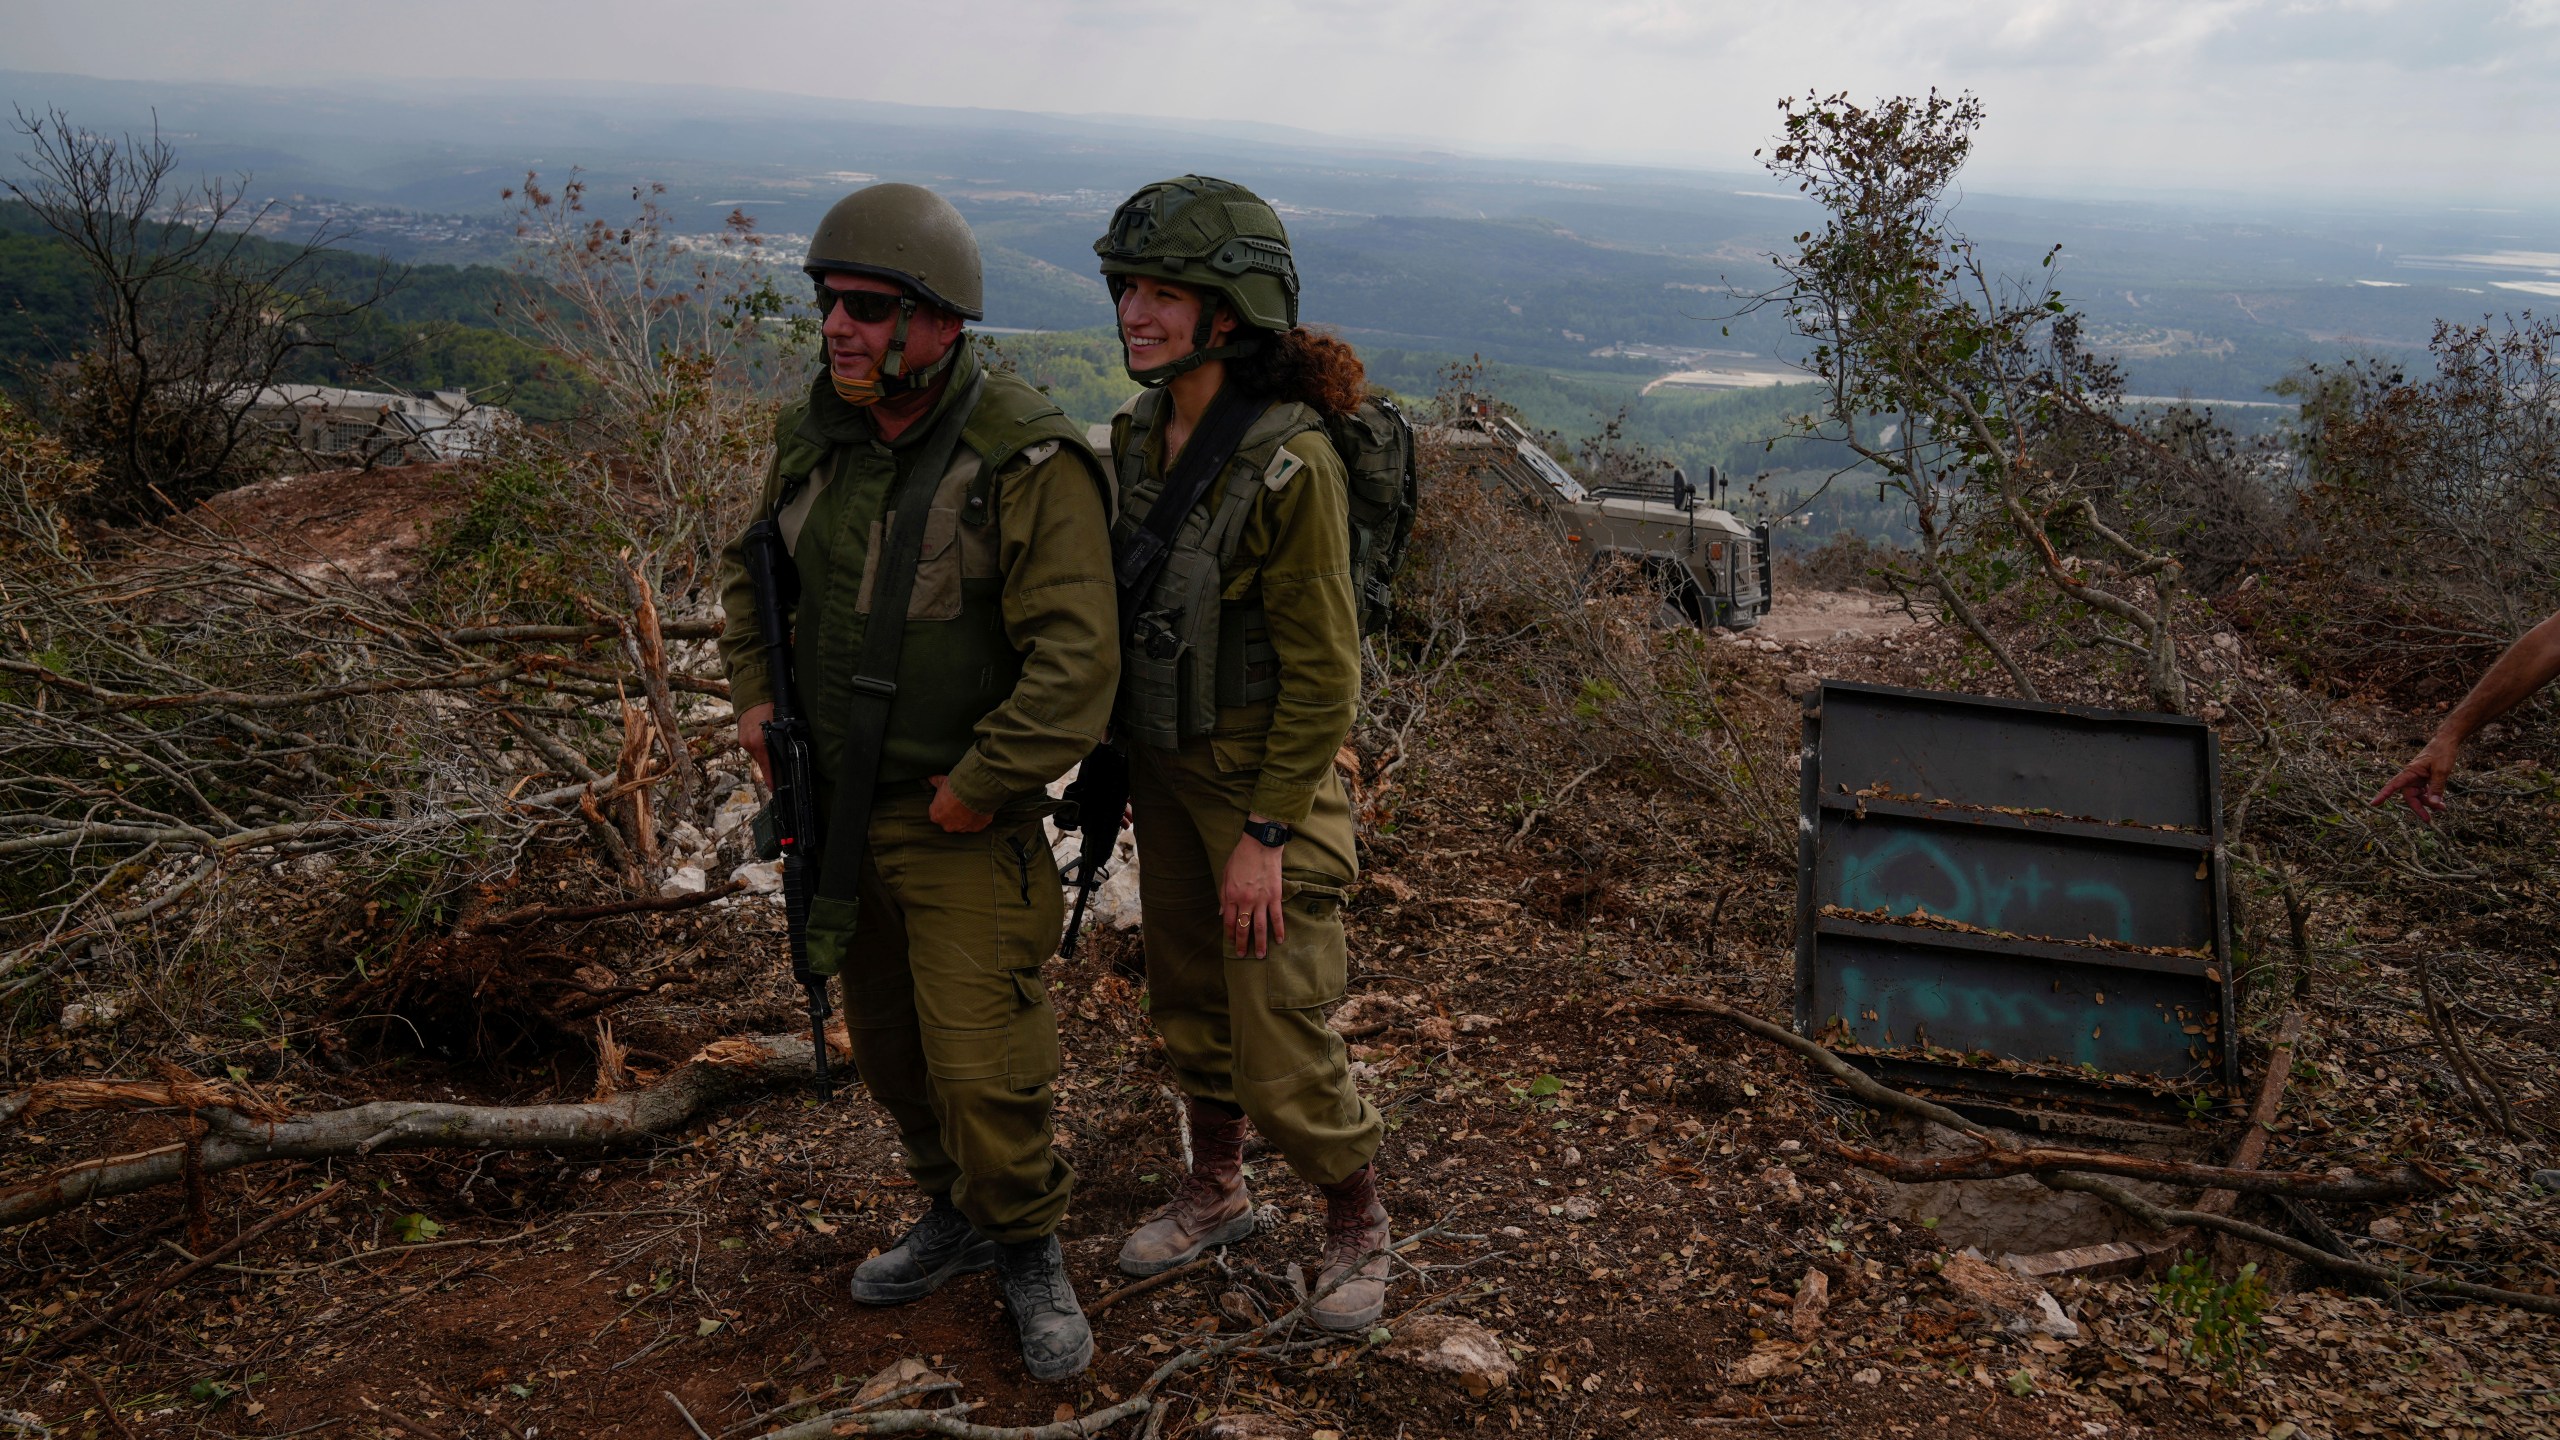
left=1094, top=175, right=1299, bottom=386
left=805, top=182, right=984, bottom=404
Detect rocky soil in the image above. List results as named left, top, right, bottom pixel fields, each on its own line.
left=5, top=521, right=2553, bottom=1439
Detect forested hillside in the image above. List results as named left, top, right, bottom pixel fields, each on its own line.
left=0, top=201, right=591, bottom=419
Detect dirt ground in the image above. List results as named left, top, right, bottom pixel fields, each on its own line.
left=6, top=563, right=2554, bottom=1437
left=186, top=463, right=467, bottom=586
left=1746, top=587, right=1919, bottom=650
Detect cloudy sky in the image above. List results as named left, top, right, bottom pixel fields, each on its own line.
left=6, top=0, right=2554, bottom=204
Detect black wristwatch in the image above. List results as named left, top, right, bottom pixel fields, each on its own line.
left=1242, top=817, right=1294, bottom=849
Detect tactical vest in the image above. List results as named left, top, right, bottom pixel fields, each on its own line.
left=1108, top=388, right=1328, bottom=751
left=771, top=370, right=1099, bottom=788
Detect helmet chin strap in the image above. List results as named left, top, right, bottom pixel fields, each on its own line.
left=827, top=294, right=961, bottom=407
left=1119, top=289, right=1261, bottom=388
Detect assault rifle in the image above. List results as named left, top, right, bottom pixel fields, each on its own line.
left=1054, top=742, right=1130, bottom=959
left=742, top=515, right=835, bottom=1101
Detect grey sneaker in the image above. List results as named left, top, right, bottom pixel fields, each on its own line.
left=994, top=1235, right=1094, bottom=1381
left=848, top=1194, right=997, bottom=1306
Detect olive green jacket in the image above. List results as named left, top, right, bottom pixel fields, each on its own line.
left=1130, top=419, right=1359, bottom=825
left=717, top=349, right=1120, bottom=815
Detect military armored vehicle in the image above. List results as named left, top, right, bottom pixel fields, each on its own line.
left=1426, top=408, right=1772, bottom=629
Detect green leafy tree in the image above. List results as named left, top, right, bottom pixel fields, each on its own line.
left=1759, top=91, right=2193, bottom=711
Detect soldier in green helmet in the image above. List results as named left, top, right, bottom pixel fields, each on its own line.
left=716, top=182, right=1116, bottom=1380
left=1091, top=175, right=1395, bottom=1331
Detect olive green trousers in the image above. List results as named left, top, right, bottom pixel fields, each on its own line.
left=814, top=787, right=1072, bottom=1242
left=1127, top=739, right=1382, bottom=1187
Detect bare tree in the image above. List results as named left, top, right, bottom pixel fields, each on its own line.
left=6, top=107, right=396, bottom=519
left=501, top=171, right=801, bottom=578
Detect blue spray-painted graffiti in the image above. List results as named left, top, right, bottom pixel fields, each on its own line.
left=1835, top=831, right=2136, bottom=941
left=1829, top=964, right=2203, bottom=1074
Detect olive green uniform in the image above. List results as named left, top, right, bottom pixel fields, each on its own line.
left=718, top=345, right=1117, bottom=1242
left=1112, top=393, right=1383, bottom=1187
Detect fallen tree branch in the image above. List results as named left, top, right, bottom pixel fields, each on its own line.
left=1506, top=758, right=1608, bottom=850
left=0, top=856, right=220, bottom=991
left=2, top=1032, right=836, bottom=1228
left=2041, top=1172, right=2560, bottom=1316
left=1653, top=996, right=2560, bottom=1317
left=445, top=618, right=722, bottom=645
left=2197, top=1008, right=2304, bottom=1217
left=1681, top=995, right=2429, bottom=1202
left=1642, top=996, right=2000, bottom=1142
left=461, top=878, right=746, bottom=934
left=758, top=1399, right=1153, bottom=1440
left=3, top=1072, right=284, bottom=1129
left=757, top=1217, right=1468, bottom=1439
left=44, top=1180, right=346, bottom=1353
left=715, top=1378, right=965, bottom=1440
left=1831, top=1141, right=2435, bottom=1202
left=0, top=655, right=550, bottom=712
left=2006, top=1010, right=2311, bottom=1281
left=1089, top=1255, right=1219, bottom=1315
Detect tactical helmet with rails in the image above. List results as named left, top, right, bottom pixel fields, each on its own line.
left=1094, top=175, right=1299, bottom=387
left=805, top=183, right=984, bottom=404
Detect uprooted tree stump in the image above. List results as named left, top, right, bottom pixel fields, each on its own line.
left=1, top=1029, right=838, bottom=1229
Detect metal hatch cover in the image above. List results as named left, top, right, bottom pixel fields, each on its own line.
left=1792, top=681, right=2237, bottom=1114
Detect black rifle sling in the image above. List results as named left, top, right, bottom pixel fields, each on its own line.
left=814, top=371, right=986, bottom=907
left=1114, top=384, right=1268, bottom=633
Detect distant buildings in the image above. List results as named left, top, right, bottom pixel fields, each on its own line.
left=246, top=385, right=514, bottom=466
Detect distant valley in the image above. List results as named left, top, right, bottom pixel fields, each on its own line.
left=5, top=67, right=2553, bottom=546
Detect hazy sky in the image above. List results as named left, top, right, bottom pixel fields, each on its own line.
left=6, top=0, right=2555, bottom=203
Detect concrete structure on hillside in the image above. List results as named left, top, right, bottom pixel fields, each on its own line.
left=247, top=385, right=513, bottom=466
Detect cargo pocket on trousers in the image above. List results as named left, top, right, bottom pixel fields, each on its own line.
left=1262, top=870, right=1350, bottom=1009
left=1006, top=968, right=1061, bottom=1090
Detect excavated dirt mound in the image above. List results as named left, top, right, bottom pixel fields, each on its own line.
left=188, top=462, right=469, bottom=587
left=1752, top=587, right=1921, bottom=649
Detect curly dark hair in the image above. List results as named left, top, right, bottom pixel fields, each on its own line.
left=1229, top=325, right=1368, bottom=416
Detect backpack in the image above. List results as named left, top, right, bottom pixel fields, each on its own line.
left=1323, top=394, right=1419, bottom=636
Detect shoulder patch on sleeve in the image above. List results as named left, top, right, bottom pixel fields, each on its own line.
left=1263, top=448, right=1307, bottom=492
left=1020, top=439, right=1062, bottom=467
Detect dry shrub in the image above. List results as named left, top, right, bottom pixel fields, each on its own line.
left=2, top=183, right=786, bottom=1071
left=1778, top=530, right=1903, bottom=593
left=1359, top=425, right=1792, bottom=854
left=2234, top=316, right=2560, bottom=703
left=0, top=393, right=94, bottom=565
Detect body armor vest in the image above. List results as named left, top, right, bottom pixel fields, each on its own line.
left=1109, top=388, right=1326, bottom=751
left=772, top=368, right=1098, bottom=788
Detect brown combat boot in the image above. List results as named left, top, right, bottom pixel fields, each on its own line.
left=1117, top=1099, right=1256, bottom=1277
left=1307, top=1163, right=1391, bottom=1332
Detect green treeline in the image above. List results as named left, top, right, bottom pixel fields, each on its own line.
left=0, top=202, right=592, bottom=420
left=1, top=201, right=1907, bottom=543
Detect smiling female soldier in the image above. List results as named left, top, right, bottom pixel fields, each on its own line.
left=1091, top=175, right=1391, bottom=1331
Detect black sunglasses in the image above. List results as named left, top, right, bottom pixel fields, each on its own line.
left=811, top=286, right=909, bottom=322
